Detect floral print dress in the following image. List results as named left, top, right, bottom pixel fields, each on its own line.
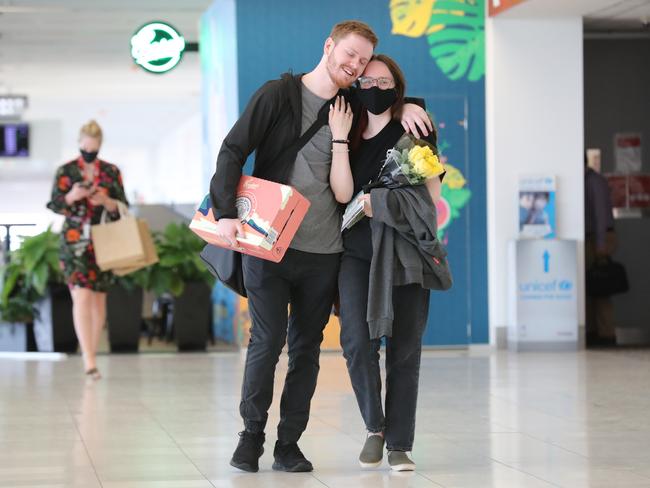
left=47, top=158, right=128, bottom=292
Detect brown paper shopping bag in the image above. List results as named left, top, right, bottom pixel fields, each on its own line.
left=112, top=220, right=159, bottom=276
left=91, top=203, right=145, bottom=271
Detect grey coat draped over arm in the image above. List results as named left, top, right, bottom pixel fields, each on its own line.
left=367, top=184, right=452, bottom=339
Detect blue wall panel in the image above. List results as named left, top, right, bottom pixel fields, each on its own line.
left=229, top=0, right=488, bottom=345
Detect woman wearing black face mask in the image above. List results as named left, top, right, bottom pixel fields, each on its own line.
left=47, top=120, right=128, bottom=380
left=328, top=54, right=443, bottom=472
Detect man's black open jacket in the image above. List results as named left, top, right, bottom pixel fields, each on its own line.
left=209, top=72, right=428, bottom=220
left=210, top=72, right=357, bottom=219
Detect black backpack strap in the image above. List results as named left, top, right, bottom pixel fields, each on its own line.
left=269, top=79, right=351, bottom=182
left=274, top=96, right=333, bottom=166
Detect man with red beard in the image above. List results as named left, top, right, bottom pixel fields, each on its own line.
left=210, top=20, right=432, bottom=473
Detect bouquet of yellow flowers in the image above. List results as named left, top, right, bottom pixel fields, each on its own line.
left=342, top=133, right=444, bottom=231
left=364, top=133, right=444, bottom=190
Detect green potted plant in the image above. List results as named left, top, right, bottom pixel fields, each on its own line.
left=106, top=272, right=145, bottom=353
left=0, top=228, right=76, bottom=352
left=139, top=222, right=215, bottom=351
left=0, top=256, right=33, bottom=351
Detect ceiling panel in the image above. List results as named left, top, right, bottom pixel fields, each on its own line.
left=0, top=8, right=205, bottom=63
left=585, top=0, right=650, bottom=31
left=498, top=0, right=650, bottom=31
left=0, top=0, right=213, bottom=98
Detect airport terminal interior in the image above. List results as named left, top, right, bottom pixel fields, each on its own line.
left=1, top=0, right=649, bottom=487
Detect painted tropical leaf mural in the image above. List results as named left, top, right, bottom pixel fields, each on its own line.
left=390, top=0, right=485, bottom=82
left=436, top=160, right=471, bottom=241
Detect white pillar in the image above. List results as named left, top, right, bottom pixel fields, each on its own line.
left=486, top=17, right=585, bottom=347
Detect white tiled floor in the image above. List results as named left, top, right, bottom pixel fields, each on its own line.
left=1, top=348, right=650, bottom=487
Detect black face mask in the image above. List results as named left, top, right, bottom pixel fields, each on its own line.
left=357, top=87, right=397, bottom=115
left=80, top=149, right=98, bottom=163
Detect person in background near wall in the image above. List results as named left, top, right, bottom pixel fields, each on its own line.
left=47, top=120, right=128, bottom=379
left=584, top=150, right=617, bottom=346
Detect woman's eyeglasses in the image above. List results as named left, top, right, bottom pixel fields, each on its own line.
left=357, top=76, right=395, bottom=90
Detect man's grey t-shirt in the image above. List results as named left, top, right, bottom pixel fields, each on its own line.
left=287, top=84, right=343, bottom=254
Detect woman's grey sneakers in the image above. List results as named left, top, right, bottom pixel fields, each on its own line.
left=359, top=433, right=416, bottom=471
left=359, top=433, right=385, bottom=468
left=387, top=450, right=416, bottom=471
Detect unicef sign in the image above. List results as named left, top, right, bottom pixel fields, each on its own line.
left=131, top=22, right=186, bottom=73
left=519, top=279, right=574, bottom=299
left=508, top=239, right=579, bottom=350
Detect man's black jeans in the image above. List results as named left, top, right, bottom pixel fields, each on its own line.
left=338, top=254, right=430, bottom=451
left=240, top=248, right=340, bottom=443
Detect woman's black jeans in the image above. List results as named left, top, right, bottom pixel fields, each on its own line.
left=338, top=254, right=430, bottom=451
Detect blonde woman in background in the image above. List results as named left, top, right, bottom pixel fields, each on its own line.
left=47, top=120, right=128, bottom=379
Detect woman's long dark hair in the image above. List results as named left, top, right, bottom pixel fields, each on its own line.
left=350, top=54, right=406, bottom=151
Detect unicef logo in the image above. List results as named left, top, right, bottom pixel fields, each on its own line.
left=519, top=279, right=574, bottom=294
left=131, top=22, right=185, bottom=73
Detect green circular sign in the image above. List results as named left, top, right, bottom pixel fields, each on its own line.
left=131, top=22, right=186, bottom=73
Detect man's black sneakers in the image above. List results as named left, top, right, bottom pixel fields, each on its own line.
left=230, top=431, right=265, bottom=472
left=272, top=440, right=313, bottom=472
